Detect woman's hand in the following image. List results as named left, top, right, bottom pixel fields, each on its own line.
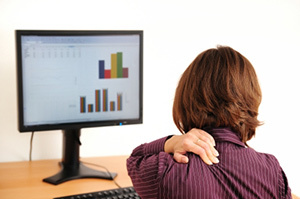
left=164, top=128, right=219, bottom=165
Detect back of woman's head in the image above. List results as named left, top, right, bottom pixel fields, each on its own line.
left=172, top=46, right=262, bottom=143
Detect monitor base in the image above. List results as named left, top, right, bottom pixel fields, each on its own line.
left=43, top=129, right=117, bottom=185
left=43, top=161, right=117, bottom=185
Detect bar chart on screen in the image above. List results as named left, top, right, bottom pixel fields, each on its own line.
left=79, top=89, right=123, bottom=113
left=98, top=52, right=129, bottom=79
left=78, top=50, right=129, bottom=114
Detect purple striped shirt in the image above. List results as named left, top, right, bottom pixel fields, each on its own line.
left=127, top=128, right=292, bottom=199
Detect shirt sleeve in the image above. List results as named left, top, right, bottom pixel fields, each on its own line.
left=126, top=136, right=173, bottom=198
left=278, top=166, right=292, bottom=199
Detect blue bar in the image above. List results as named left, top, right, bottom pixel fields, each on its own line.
left=99, top=60, right=105, bottom=79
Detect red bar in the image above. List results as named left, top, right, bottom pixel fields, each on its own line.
left=105, top=70, right=111, bottom=79
left=123, top=68, right=128, bottom=78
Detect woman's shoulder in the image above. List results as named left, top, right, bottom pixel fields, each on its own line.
left=247, top=147, right=280, bottom=166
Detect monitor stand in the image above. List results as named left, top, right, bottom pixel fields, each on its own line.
left=43, top=129, right=117, bottom=185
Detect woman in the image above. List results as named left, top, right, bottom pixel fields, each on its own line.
left=127, top=46, right=293, bottom=198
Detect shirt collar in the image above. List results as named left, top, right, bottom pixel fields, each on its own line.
left=203, top=127, right=246, bottom=147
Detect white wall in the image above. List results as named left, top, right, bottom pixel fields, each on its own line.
left=0, top=0, right=299, bottom=195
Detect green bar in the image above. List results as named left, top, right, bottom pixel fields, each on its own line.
left=117, top=52, right=123, bottom=78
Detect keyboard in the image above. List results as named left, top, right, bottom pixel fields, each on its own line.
left=54, top=186, right=140, bottom=199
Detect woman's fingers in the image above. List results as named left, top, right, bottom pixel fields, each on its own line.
left=173, top=153, right=189, bottom=164
left=185, top=129, right=219, bottom=164
left=195, top=139, right=219, bottom=164
left=164, top=128, right=219, bottom=165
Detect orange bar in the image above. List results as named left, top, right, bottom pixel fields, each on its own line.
left=110, top=101, right=115, bottom=111
left=95, top=90, right=100, bottom=112
left=88, top=104, right=93, bottom=112
left=80, top=97, right=86, bottom=113
left=103, top=89, right=108, bottom=112
left=117, top=93, right=122, bottom=111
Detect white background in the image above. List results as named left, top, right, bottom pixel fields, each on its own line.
left=0, top=0, right=299, bottom=195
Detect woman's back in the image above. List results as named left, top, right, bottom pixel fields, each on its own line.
left=156, top=128, right=291, bottom=199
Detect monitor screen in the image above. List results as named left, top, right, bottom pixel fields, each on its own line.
left=16, top=30, right=143, bottom=132
left=15, top=30, right=143, bottom=185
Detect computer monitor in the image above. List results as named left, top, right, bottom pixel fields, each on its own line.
left=15, top=30, right=143, bottom=185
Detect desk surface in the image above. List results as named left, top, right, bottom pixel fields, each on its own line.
left=0, top=156, right=132, bottom=199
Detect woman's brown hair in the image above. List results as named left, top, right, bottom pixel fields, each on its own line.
left=172, top=46, right=262, bottom=144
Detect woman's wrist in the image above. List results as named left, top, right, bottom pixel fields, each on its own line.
left=164, top=135, right=178, bottom=154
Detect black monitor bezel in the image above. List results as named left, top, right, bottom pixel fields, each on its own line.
left=16, top=30, right=143, bottom=133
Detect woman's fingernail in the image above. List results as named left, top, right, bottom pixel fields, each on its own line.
left=182, top=157, right=189, bottom=163
left=214, top=158, right=219, bottom=163
left=214, top=150, right=219, bottom=157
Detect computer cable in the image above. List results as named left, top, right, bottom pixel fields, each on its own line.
left=81, top=161, right=122, bottom=188
left=29, top=131, right=35, bottom=161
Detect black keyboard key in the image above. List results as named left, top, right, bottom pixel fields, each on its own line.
left=54, top=186, right=140, bottom=199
